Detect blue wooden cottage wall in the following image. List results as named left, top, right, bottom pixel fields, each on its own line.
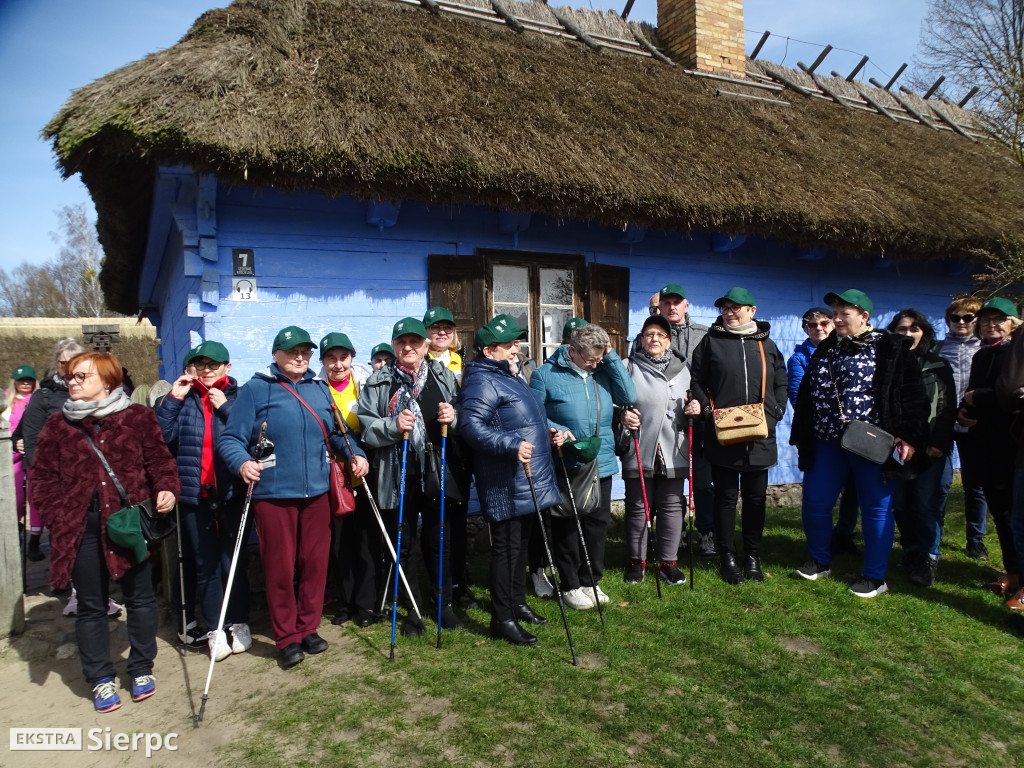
left=144, top=169, right=976, bottom=488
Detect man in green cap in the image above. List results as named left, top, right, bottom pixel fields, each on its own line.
left=792, top=289, right=928, bottom=598
left=357, top=317, right=464, bottom=635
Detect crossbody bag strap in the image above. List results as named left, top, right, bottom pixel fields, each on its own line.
left=278, top=381, right=332, bottom=451
left=758, top=340, right=766, bottom=404
left=593, top=375, right=601, bottom=438
left=81, top=429, right=130, bottom=505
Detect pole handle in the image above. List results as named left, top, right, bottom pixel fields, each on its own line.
left=403, top=431, right=410, bottom=440
left=441, top=424, right=448, bottom=438
left=331, top=403, right=347, bottom=434
left=523, top=461, right=533, bottom=479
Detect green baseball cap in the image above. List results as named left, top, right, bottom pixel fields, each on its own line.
left=422, top=306, right=455, bottom=326
left=182, top=348, right=198, bottom=371
left=562, top=317, right=588, bottom=339
left=474, top=315, right=528, bottom=351
left=370, top=343, right=395, bottom=360
left=106, top=505, right=148, bottom=564
left=392, top=317, right=428, bottom=340
left=824, top=289, right=873, bottom=315
left=192, top=340, right=230, bottom=363
left=319, top=332, right=355, bottom=357
left=12, top=365, right=37, bottom=381
left=659, top=283, right=686, bottom=301
left=978, top=296, right=1019, bottom=318
left=272, top=325, right=314, bottom=352
left=714, top=287, right=756, bottom=308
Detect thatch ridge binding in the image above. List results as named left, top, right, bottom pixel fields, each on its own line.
left=42, top=0, right=1024, bottom=314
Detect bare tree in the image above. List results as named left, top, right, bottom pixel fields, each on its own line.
left=915, top=0, right=1024, bottom=164
left=0, top=204, right=116, bottom=318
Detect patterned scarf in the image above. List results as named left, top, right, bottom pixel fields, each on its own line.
left=387, top=359, right=429, bottom=468
left=637, top=346, right=672, bottom=373
left=838, top=326, right=875, bottom=354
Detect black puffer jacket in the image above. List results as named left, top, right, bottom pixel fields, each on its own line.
left=961, top=340, right=1016, bottom=485
left=12, top=374, right=69, bottom=467
left=791, top=330, right=928, bottom=476
left=690, top=320, right=788, bottom=470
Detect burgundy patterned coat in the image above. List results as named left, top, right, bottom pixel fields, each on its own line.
left=32, top=404, right=180, bottom=588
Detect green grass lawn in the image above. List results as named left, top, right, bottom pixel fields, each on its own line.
left=227, top=486, right=1024, bottom=767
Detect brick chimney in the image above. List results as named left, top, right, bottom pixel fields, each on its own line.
left=657, top=0, right=745, bottom=76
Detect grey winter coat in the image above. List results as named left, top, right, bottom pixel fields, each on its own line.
left=620, top=350, right=691, bottom=479
left=356, top=358, right=460, bottom=509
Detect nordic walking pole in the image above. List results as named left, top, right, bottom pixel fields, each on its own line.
left=390, top=430, right=410, bottom=662
left=629, top=409, right=661, bottom=598
left=331, top=405, right=421, bottom=620
left=524, top=460, right=578, bottom=667
left=198, top=421, right=269, bottom=724
left=686, top=390, right=695, bottom=591
left=175, top=503, right=188, bottom=647
left=436, top=424, right=447, bottom=649
left=556, top=445, right=604, bottom=626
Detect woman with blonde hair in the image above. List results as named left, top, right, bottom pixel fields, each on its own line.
left=4, top=365, right=39, bottom=554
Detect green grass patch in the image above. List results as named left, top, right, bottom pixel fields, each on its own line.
left=226, top=485, right=1024, bottom=767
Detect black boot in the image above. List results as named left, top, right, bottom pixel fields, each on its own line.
left=27, top=534, right=45, bottom=562
left=719, top=552, right=745, bottom=585
left=490, top=619, right=537, bottom=646
left=438, top=604, right=464, bottom=630
left=744, top=552, right=764, bottom=583
left=513, top=604, right=548, bottom=625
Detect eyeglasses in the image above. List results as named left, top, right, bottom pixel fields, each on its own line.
left=281, top=348, right=314, bottom=358
left=642, top=332, right=669, bottom=340
left=979, top=315, right=1008, bottom=325
left=804, top=320, right=833, bottom=329
left=720, top=304, right=747, bottom=315
left=57, top=357, right=73, bottom=365
left=69, top=371, right=98, bottom=384
left=948, top=314, right=976, bottom=323
left=648, top=307, right=661, bottom=316
left=193, top=360, right=225, bottom=370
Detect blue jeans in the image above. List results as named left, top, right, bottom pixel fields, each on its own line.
left=802, top=438, right=897, bottom=580
left=954, top=438, right=988, bottom=544
left=893, top=455, right=954, bottom=560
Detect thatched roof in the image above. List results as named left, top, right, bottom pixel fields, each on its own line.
left=45, top=0, right=1024, bottom=314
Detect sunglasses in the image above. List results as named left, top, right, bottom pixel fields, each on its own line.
left=648, top=307, right=660, bottom=316
left=804, top=320, right=833, bottom=329
left=948, top=314, right=976, bottom=323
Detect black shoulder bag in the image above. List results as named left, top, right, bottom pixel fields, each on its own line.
left=550, top=377, right=603, bottom=519
left=828, top=355, right=895, bottom=464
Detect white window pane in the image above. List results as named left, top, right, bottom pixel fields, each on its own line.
left=541, top=308, right=570, bottom=346
left=493, top=265, right=529, bottom=304
left=540, top=268, right=573, bottom=306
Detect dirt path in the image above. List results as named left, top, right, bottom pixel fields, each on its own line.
left=2, top=551, right=375, bottom=767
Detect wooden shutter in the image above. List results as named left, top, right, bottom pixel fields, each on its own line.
left=586, top=263, right=630, bottom=358
left=427, top=254, right=487, bottom=358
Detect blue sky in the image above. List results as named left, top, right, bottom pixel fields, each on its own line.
left=0, top=0, right=930, bottom=275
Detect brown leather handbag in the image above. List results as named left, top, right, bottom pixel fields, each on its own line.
left=711, top=341, right=769, bottom=445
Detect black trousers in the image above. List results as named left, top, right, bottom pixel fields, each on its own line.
left=489, top=515, right=533, bottom=622
left=72, top=503, right=157, bottom=686
left=711, top=466, right=769, bottom=556
left=331, top=491, right=380, bottom=613
left=550, top=476, right=612, bottom=590
left=384, top=486, right=452, bottom=609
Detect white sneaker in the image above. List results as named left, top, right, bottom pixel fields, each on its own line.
left=107, top=598, right=124, bottom=617
left=63, top=589, right=78, bottom=616
left=531, top=569, right=554, bottom=599
left=561, top=587, right=596, bottom=610
left=208, top=629, right=232, bottom=662
left=592, top=585, right=610, bottom=604
left=229, top=623, right=252, bottom=653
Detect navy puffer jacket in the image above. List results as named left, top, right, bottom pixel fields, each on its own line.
left=156, top=378, right=243, bottom=505
left=460, top=357, right=562, bottom=522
